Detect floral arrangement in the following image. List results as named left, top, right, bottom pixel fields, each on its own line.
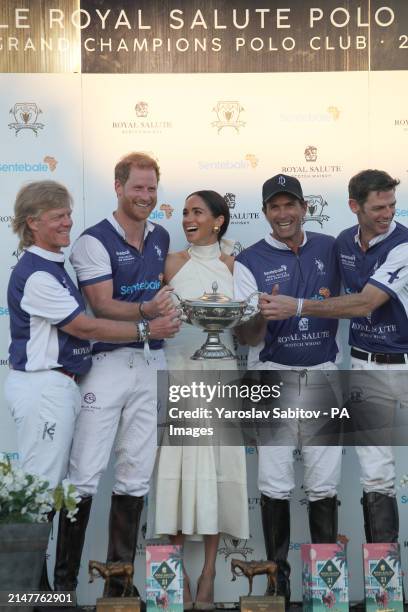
left=0, top=460, right=80, bottom=524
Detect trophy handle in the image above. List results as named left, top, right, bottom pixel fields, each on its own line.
left=172, top=292, right=190, bottom=323
left=239, top=291, right=261, bottom=323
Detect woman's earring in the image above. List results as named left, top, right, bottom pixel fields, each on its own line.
left=213, top=225, right=219, bottom=233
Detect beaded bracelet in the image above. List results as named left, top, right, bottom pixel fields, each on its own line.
left=138, top=319, right=151, bottom=342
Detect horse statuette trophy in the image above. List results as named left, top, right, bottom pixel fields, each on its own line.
left=175, top=282, right=259, bottom=360
left=89, top=560, right=140, bottom=612
left=231, top=558, right=285, bottom=612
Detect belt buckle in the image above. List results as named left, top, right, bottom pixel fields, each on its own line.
left=372, top=353, right=388, bottom=364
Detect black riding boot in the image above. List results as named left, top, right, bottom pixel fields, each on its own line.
left=362, top=492, right=399, bottom=543
left=104, top=494, right=144, bottom=598
left=309, top=497, right=338, bottom=543
left=53, top=497, right=92, bottom=591
left=38, top=510, right=56, bottom=591
left=260, top=495, right=291, bottom=608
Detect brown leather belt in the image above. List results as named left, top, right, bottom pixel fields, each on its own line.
left=351, top=347, right=407, bottom=365
left=54, top=367, right=79, bottom=383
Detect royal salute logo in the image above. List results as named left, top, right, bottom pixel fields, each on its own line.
left=298, top=317, right=309, bottom=332
left=218, top=536, right=253, bottom=560
left=304, top=145, right=318, bottom=162
left=9, top=103, right=44, bottom=136
left=224, top=193, right=236, bottom=209
left=135, top=101, right=149, bottom=117
left=223, top=193, right=260, bottom=225
left=303, top=195, right=330, bottom=227
left=212, top=101, right=245, bottom=134
left=282, top=147, right=341, bottom=180
left=112, top=102, right=172, bottom=135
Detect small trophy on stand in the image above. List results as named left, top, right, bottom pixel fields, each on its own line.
left=89, top=560, right=140, bottom=612
left=231, top=558, right=285, bottom=612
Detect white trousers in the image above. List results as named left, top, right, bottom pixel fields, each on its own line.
left=5, top=369, right=80, bottom=489
left=351, top=355, right=408, bottom=496
left=68, top=348, right=166, bottom=498
left=255, top=361, right=343, bottom=501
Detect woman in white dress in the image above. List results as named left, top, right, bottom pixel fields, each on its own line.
left=152, top=191, right=249, bottom=610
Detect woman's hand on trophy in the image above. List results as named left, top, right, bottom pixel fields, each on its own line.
left=143, top=286, right=175, bottom=318
left=149, top=310, right=181, bottom=339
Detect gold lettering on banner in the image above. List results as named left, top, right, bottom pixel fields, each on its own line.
left=0, top=0, right=80, bottom=73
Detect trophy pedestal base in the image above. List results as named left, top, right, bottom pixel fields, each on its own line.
left=240, top=595, right=285, bottom=612
left=191, top=331, right=236, bottom=360
left=96, top=597, right=140, bottom=612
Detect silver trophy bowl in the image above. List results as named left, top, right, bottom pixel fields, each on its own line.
left=174, top=281, right=259, bottom=360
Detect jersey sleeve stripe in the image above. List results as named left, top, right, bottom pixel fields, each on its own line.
left=79, top=274, right=113, bottom=287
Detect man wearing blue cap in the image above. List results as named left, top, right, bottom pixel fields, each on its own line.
left=260, top=169, right=404, bottom=549
left=234, top=174, right=343, bottom=607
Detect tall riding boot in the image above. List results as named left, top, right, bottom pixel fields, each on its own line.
left=309, top=497, right=338, bottom=543
left=104, top=494, right=144, bottom=598
left=54, top=497, right=92, bottom=591
left=260, top=495, right=291, bottom=608
left=362, top=492, right=399, bottom=543
left=38, top=510, right=56, bottom=591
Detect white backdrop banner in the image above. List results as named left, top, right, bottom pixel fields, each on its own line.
left=1, top=5, right=408, bottom=605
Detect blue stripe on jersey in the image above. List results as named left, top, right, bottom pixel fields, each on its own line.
left=82, top=219, right=169, bottom=353
left=236, top=232, right=339, bottom=366
left=8, top=251, right=91, bottom=375
left=336, top=222, right=408, bottom=352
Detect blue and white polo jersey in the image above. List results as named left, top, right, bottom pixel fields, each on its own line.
left=234, top=232, right=340, bottom=367
left=8, top=245, right=91, bottom=375
left=336, top=221, right=408, bottom=352
left=70, top=215, right=169, bottom=353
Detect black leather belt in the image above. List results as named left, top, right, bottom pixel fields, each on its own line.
left=351, top=347, right=407, bottom=364
left=54, top=367, right=79, bottom=382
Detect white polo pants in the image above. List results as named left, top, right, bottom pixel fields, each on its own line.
left=351, top=356, right=408, bottom=496
left=5, top=369, right=80, bottom=489
left=255, top=361, right=343, bottom=501
left=68, top=347, right=166, bottom=498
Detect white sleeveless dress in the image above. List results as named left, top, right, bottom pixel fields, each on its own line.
left=151, top=242, right=249, bottom=539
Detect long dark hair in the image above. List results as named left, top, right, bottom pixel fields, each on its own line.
left=186, top=190, right=230, bottom=240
